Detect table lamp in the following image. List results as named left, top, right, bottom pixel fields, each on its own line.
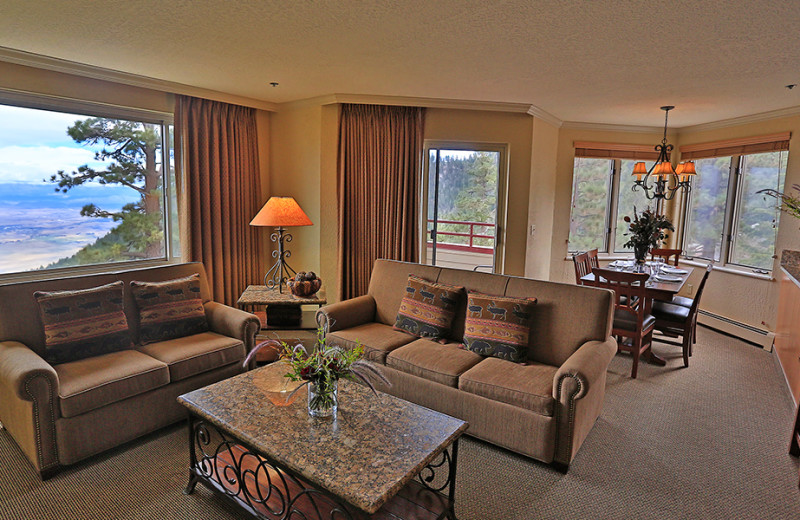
left=250, top=196, right=312, bottom=293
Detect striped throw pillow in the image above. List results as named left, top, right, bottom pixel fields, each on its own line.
left=463, top=292, right=537, bottom=363
left=35, top=281, right=132, bottom=365
left=393, top=275, right=464, bottom=340
left=130, top=274, right=208, bottom=345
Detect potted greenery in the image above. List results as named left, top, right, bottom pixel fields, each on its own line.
left=243, top=327, right=388, bottom=417
left=759, top=185, right=800, bottom=222
left=623, top=207, right=675, bottom=266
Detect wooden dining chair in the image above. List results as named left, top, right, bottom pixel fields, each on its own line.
left=651, top=264, right=712, bottom=367
left=589, top=268, right=655, bottom=378
left=587, top=248, right=600, bottom=270
left=651, top=248, right=682, bottom=266
left=572, top=252, right=592, bottom=285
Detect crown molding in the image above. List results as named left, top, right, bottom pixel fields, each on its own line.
left=276, top=94, right=338, bottom=111
left=0, top=46, right=278, bottom=112
left=313, top=93, right=534, bottom=113
left=560, top=121, right=663, bottom=134
left=526, top=105, right=563, bottom=127
left=679, top=105, right=800, bottom=134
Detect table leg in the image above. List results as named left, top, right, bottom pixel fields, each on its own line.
left=183, top=415, right=199, bottom=495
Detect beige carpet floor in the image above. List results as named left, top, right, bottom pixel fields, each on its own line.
left=1, top=327, right=799, bottom=519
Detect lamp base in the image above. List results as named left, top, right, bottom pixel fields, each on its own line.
left=263, top=227, right=297, bottom=293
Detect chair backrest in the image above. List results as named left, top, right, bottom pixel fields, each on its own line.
left=688, top=264, right=713, bottom=315
left=572, top=252, right=592, bottom=284
left=651, top=248, right=682, bottom=266
left=587, top=248, right=600, bottom=269
left=590, top=268, right=650, bottom=328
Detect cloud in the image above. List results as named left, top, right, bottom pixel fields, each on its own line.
left=0, top=145, right=106, bottom=183
left=0, top=104, right=86, bottom=146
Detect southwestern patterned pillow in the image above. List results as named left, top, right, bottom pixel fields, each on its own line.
left=462, top=292, right=537, bottom=363
left=131, top=274, right=208, bottom=345
left=393, top=275, right=464, bottom=340
left=35, top=281, right=132, bottom=365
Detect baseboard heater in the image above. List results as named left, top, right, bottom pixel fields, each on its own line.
left=697, top=310, right=775, bottom=351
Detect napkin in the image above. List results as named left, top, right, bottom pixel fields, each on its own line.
left=661, top=267, right=688, bottom=274
left=654, top=274, right=682, bottom=283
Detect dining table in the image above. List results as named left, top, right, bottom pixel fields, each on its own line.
left=580, top=262, right=695, bottom=366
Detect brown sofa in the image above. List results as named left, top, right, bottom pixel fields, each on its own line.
left=0, top=262, right=260, bottom=478
left=318, top=259, right=616, bottom=469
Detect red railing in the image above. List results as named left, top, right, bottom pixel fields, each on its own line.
left=427, top=219, right=495, bottom=254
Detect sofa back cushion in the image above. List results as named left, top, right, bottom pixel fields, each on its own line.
left=504, top=276, right=613, bottom=366
left=130, top=274, right=209, bottom=345
left=35, top=281, right=132, bottom=365
left=368, top=259, right=614, bottom=367
left=0, top=262, right=211, bottom=357
left=368, top=260, right=442, bottom=326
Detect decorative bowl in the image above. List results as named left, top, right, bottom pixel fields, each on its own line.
left=288, top=278, right=321, bottom=297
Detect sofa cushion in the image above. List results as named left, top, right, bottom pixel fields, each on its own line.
left=462, top=292, right=536, bottom=363
left=327, top=322, right=416, bottom=364
left=35, top=281, right=133, bottom=365
left=54, top=349, right=169, bottom=418
left=459, top=357, right=557, bottom=417
left=393, top=275, right=464, bottom=340
left=130, top=274, right=209, bottom=345
left=136, top=332, right=245, bottom=382
left=386, top=339, right=483, bottom=387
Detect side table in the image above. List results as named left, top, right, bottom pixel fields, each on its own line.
left=237, top=285, right=327, bottom=364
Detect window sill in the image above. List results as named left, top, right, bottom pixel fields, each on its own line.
left=680, top=259, right=774, bottom=281
left=0, top=258, right=181, bottom=285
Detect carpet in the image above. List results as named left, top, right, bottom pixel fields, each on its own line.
left=1, top=328, right=799, bottom=519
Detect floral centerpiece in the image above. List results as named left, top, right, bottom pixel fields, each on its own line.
left=244, top=327, right=388, bottom=417
left=623, top=207, right=674, bottom=265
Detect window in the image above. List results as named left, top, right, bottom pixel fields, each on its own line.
left=568, top=151, right=658, bottom=254
left=683, top=150, right=787, bottom=271
left=0, top=99, right=178, bottom=277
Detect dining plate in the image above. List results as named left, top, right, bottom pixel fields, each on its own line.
left=654, top=274, right=682, bottom=283
left=661, top=267, right=688, bottom=274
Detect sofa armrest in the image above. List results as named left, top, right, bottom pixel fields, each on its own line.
left=551, top=337, right=617, bottom=467
left=316, top=295, right=377, bottom=333
left=0, top=341, right=60, bottom=478
left=204, top=301, right=261, bottom=353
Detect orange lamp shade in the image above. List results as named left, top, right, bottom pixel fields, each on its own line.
left=632, top=162, right=648, bottom=180
left=679, top=161, right=697, bottom=176
left=250, top=197, right=313, bottom=227
left=654, top=161, right=673, bottom=179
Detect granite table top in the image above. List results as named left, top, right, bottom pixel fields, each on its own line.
left=237, top=285, right=327, bottom=306
left=178, top=363, right=468, bottom=515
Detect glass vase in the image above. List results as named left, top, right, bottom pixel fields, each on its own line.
left=307, top=379, right=338, bottom=417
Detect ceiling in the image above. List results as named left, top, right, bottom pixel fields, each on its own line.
left=2, top=0, right=800, bottom=127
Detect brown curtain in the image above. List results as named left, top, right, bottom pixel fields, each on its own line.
left=174, top=95, right=263, bottom=306
left=337, top=104, right=425, bottom=300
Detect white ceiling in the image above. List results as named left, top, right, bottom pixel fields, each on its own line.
left=2, top=0, right=800, bottom=127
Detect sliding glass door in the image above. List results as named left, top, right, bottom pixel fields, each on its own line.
left=421, top=142, right=507, bottom=273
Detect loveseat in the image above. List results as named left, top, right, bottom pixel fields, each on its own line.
left=0, top=262, right=260, bottom=478
left=318, top=259, right=616, bottom=469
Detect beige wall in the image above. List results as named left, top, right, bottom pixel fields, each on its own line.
left=424, top=108, right=533, bottom=276
left=525, top=118, right=560, bottom=280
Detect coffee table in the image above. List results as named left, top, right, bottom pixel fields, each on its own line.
left=178, top=363, right=467, bottom=519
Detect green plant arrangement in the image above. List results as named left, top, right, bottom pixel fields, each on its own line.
left=623, top=207, right=675, bottom=264
left=758, top=185, right=800, bottom=222
left=243, top=327, right=388, bottom=417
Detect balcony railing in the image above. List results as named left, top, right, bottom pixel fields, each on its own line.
left=427, top=219, right=495, bottom=254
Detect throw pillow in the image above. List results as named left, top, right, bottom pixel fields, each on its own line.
left=393, top=275, right=464, bottom=340
left=463, top=292, right=537, bottom=363
left=131, top=274, right=208, bottom=345
left=35, top=281, right=132, bottom=365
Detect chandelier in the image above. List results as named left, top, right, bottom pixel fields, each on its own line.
left=632, top=106, right=696, bottom=201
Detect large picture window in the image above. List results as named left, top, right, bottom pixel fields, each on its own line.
left=0, top=100, right=178, bottom=277
left=683, top=150, right=787, bottom=271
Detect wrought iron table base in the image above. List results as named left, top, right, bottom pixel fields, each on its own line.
left=183, top=415, right=460, bottom=520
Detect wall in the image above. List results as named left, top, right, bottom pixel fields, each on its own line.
left=424, top=108, right=533, bottom=276
left=525, top=118, right=560, bottom=280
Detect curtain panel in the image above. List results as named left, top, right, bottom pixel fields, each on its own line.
left=175, top=95, right=263, bottom=306
left=337, top=104, right=425, bottom=300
